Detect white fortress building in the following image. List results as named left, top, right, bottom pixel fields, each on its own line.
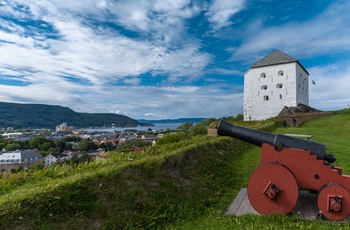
left=243, top=50, right=309, bottom=121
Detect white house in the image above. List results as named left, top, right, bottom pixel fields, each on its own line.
left=44, top=152, right=70, bottom=167
left=243, top=50, right=309, bottom=121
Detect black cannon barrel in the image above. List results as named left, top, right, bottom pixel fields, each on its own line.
left=217, top=119, right=335, bottom=163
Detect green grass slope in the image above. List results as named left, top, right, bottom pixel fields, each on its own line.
left=0, top=137, right=252, bottom=229
left=274, top=109, right=350, bottom=174
left=1, top=109, right=350, bottom=229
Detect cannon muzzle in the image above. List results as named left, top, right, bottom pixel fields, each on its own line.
left=217, top=119, right=335, bottom=163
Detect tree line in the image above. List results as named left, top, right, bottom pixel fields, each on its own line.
left=0, top=136, right=102, bottom=156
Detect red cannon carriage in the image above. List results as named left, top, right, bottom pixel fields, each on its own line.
left=217, top=119, right=349, bottom=221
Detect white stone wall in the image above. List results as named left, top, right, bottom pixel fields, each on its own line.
left=243, top=62, right=309, bottom=121
left=295, top=64, right=309, bottom=105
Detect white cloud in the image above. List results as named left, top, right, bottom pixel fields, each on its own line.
left=144, top=113, right=158, bottom=117
left=0, top=1, right=211, bottom=86
left=206, top=0, right=246, bottom=31
left=231, top=1, right=350, bottom=61
left=309, top=63, right=350, bottom=110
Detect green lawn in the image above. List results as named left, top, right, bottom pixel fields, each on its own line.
left=274, top=110, right=350, bottom=173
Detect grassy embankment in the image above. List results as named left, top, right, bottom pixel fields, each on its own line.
left=0, top=109, right=349, bottom=229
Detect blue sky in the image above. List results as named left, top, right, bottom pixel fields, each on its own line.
left=0, top=0, right=349, bottom=119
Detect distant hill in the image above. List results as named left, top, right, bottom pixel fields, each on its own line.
left=137, top=118, right=206, bottom=124
left=0, top=102, right=149, bottom=129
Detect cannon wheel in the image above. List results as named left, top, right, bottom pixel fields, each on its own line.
left=247, top=162, right=298, bottom=215
left=317, top=182, right=350, bottom=221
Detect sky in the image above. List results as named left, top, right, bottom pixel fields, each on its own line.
left=0, top=0, right=349, bottom=120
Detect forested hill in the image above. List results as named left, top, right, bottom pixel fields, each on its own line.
left=0, top=102, right=148, bottom=129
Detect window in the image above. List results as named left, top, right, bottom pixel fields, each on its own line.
left=279, top=94, right=282, bottom=99
left=276, top=83, right=283, bottom=89
left=261, top=85, right=268, bottom=90
left=263, top=95, right=269, bottom=101
left=278, top=70, right=284, bottom=76
left=260, top=73, right=266, bottom=78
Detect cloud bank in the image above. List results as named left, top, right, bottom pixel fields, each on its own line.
left=0, top=0, right=348, bottom=119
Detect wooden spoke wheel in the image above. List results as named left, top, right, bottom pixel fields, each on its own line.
left=317, top=183, right=350, bottom=221
left=247, top=163, right=298, bottom=215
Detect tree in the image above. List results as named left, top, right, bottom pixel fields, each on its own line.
left=176, top=122, right=193, bottom=134
left=5, top=142, right=21, bottom=151
left=66, top=143, right=73, bottom=151
left=105, top=142, right=113, bottom=151
left=99, top=143, right=106, bottom=150
left=190, top=118, right=217, bottom=136
left=100, top=142, right=114, bottom=151
left=79, top=153, right=92, bottom=163
left=29, top=136, right=54, bottom=150
left=78, top=140, right=98, bottom=151
left=56, top=140, right=67, bottom=152
left=190, top=124, right=207, bottom=136
left=16, top=140, right=29, bottom=150
left=39, top=142, right=54, bottom=152
left=0, top=142, right=6, bottom=150
left=63, top=136, right=81, bottom=142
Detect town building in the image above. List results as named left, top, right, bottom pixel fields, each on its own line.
left=243, top=50, right=309, bottom=121
left=44, top=152, right=70, bottom=167
left=55, top=123, right=74, bottom=133
left=0, top=150, right=43, bottom=173
left=1, top=132, right=22, bottom=139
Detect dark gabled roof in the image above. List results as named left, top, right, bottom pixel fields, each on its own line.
left=250, top=49, right=309, bottom=74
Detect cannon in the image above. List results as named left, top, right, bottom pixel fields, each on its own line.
left=216, top=119, right=350, bottom=221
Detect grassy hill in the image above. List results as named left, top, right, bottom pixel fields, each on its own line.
left=0, top=109, right=350, bottom=229
left=0, top=102, right=146, bottom=129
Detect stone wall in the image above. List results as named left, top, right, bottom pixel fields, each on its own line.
left=278, top=111, right=334, bottom=127
left=207, top=128, right=218, bottom=136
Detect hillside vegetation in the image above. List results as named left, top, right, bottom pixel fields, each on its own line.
left=0, top=109, right=350, bottom=229
left=0, top=102, right=145, bottom=129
